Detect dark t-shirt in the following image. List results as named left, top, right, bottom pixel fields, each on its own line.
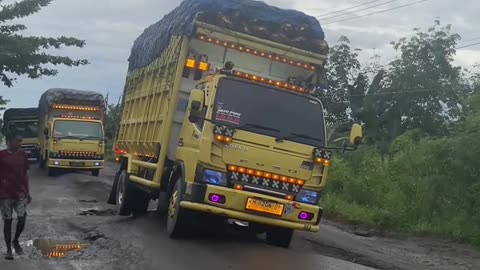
left=0, top=149, right=29, bottom=200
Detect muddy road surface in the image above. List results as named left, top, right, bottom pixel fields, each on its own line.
left=1, top=164, right=479, bottom=270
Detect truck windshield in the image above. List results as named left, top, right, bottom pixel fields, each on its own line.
left=53, top=120, right=103, bottom=140
left=213, top=78, right=325, bottom=147
left=8, top=121, right=39, bottom=138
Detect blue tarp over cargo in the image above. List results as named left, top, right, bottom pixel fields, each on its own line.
left=128, top=0, right=326, bottom=71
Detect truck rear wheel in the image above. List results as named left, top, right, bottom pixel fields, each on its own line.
left=167, top=179, right=192, bottom=238
left=116, top=171, right=150, bottom=216
left=266, top=227, right=294, bottom=248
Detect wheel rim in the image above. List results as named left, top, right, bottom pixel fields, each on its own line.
left=168, top=189, right=179, bottom=220
left=117, top=175, right=125, bottom=205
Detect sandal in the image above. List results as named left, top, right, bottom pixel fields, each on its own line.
left=13, top=241, right=23, bottom=255
left=5, top=251, right=13, bottom=260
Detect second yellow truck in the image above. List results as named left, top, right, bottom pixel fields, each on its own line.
left=108, top=0, right=362, bottom=248
left=38, top=89, right=106, bottom=177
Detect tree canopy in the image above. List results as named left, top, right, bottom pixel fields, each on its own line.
left=0, top=0, right=89, bottom=87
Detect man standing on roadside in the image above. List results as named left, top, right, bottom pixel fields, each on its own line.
left=0, top=133, right=31, bottom=260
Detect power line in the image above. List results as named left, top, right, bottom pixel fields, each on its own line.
left=322, top=87, right=458, bottom=98
left=318, top=0, right=401, bottom=21
left=316, top=0, right=384, bottom=18
left=323, top=0, right=430, bottom=25
left=459, top=36, right=480, bottom=44
left=457, top=42, right=480, bottom=50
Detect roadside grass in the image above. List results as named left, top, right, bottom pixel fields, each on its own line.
left=321, top=129, right=480, bottom=247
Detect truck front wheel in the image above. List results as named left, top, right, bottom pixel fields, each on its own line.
left=266, top=227, right=294, bottom=248
left=91, top=169, right=100, bottom=177
left=167, top=179, right=192, bottom=238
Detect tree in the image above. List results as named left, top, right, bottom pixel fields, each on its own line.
left=104, top=94, right=121, bottom=141
left=384, top=20, right=464, bottom=136
left=320, top=36, right=363, bottom=124
left=0, top=0, right=89, bottom=87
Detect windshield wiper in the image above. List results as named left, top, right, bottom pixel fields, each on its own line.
left=56, top=135, right=82, bottom=140
left=80, top=136, right=102, bottom=141
left=237, top=123, right=280, bottom=133
left=275, top=132, right=323, bottom=143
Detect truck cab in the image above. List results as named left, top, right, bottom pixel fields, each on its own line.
left=42, top=116, right=105, bottom=176
left=2, top=108, right=40, bottom=161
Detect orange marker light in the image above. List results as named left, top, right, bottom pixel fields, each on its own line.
left=255, top=171, right=263, bottom=177
left=215, top=135, right=224, bottom=142
left=247, top=169, right=255, bottom=175
left=228, top=165, right=237, bottom=172
left=286, top=195, right=294, bottom=201
left=288, top=178, right=296, bottom=184
left=234, top=184, right=243, bottom=190
left=238, top=167, right=246, bottom=174
left=297, top=180, right=305, bottom=185
left=224, top=137, right=232, bottom=143
left=264, top=173, right=272, bottom=179
left=198, top=62, right=209, bottom=71
left=281, top=176, right=288, bottom=182
left=323, top=160, right=331, bottom=167
left=185, top=59, right=195, bottom=68
left=272, top=174, right=280, bottom=180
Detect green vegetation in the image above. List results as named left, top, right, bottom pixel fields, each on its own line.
left=321, top=21, right=480, bottom=246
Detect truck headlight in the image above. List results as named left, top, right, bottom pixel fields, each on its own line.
left=202, top=170, right=228, bottom=186
left=296, top=189, right=320, bottom=205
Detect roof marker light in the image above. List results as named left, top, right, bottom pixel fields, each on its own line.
left=197, top=35, right=317, bottom=71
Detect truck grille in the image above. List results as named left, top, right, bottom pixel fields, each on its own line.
left=57, top=151, right=103, bottom=160
left=227, top=165, right=305, bottom=198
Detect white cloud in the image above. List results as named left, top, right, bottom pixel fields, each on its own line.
left=1, top=0, right=479, bottom=109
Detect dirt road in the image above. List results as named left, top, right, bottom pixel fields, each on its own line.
left=1, top=164, right=478, bottom=270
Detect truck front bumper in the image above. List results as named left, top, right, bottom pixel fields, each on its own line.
left=180, top=183, right=322, bottom=232
left=48, top=159, right=104, bottom=170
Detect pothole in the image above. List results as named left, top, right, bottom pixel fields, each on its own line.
left=33, top=239, right=90, bottom=259
left=78, top=209, right=117, bottom=216
left=78, top=199, right=99, bottom=203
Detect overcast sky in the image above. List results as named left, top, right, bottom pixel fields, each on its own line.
left=2, top=0, right=479, bottom=109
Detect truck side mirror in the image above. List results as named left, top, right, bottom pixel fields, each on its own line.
left=350, top=124, right=363, bottom=146
left=188, top=89, right=205, bottom=124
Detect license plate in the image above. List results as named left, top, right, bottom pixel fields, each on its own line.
left=70, top=162, right=85, bottom=167
left=246, top=198, right=284, bottom=216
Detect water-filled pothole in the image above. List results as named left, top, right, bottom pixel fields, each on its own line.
left=33, top=239, right=90, bottom=258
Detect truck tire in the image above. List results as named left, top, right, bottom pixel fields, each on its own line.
left=91, top=169, right=100, bottom=177
left=167, top=179, right=192, bottom=238
left=266, top=227, right=294, bottom=248
left=46, top=161, right=57, bottom=177
left=116, top=171, right=150, bottom=216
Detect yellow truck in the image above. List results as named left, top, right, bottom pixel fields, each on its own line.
left=108, top=0, right=362, bottom=248
left=2, top=108, right=40, bottom=161
left=38, top=88, right=106, bottom=177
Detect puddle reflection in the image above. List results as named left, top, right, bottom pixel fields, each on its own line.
left=33, top=239, right=89, bottom=258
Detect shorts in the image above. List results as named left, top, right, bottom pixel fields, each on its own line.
left=0, top=199, right=27, bottom=220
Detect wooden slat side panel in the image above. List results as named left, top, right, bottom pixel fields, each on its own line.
left=116, top=36, right=186, bottom=156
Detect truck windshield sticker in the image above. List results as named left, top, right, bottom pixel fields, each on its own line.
left=214, top=106, right=242, bottom=125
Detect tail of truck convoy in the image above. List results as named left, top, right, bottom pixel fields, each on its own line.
left=108, top=0, right=362, bottom=248
left=38, top=89, right=106, bottom=177
left=2, top=108, right=40, bottom=161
